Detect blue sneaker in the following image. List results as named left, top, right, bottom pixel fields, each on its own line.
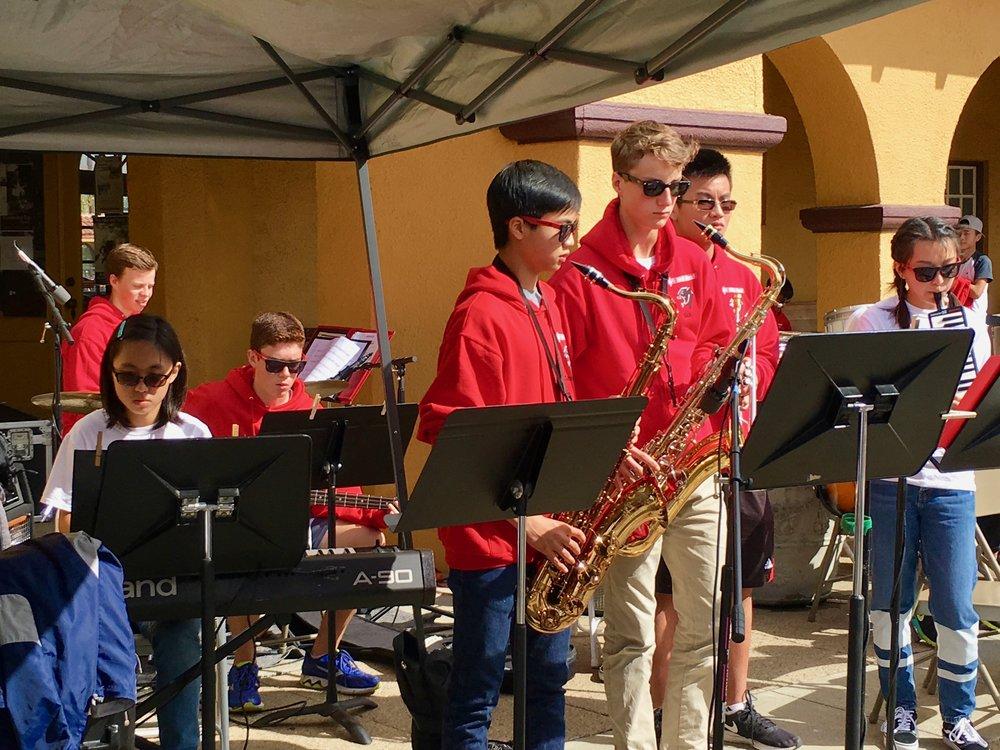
left=300, top=649, right=380, bottom=695
left=227, top=661, right=263, bottom=713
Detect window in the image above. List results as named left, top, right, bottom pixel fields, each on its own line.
left=947, top=164, right=978, bottom=217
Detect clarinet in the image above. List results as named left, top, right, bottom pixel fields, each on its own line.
left=927, top=291, right=979, bottom=400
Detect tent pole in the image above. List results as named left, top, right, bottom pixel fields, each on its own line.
left=355, top=158, right=412, bottom=521
left=637, top=0, right=751, bottom=82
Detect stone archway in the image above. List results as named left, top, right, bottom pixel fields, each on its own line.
left=762, top=55, right=819, bottom=331
left=764, top=37, right=881, bottom=327
left=950, top=56, right=1000, bottom=312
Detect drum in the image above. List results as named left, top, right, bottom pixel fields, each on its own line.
left=820, top=481, right=856, bottom=515
left=755, top=485, right=837, bottom=607
left=823, top=304, right=871, bottom=333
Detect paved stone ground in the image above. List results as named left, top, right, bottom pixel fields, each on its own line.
left=135, top=591, right=1000, bottom=748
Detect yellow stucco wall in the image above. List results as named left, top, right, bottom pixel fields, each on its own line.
left=823, top=0, right=1000, bottom=206
left=762, top=56, right=818, bottom=316
left=128, top=157, right=320, bottom=386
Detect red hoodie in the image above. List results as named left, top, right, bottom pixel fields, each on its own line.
left=549, top=199, right=733, bottom=445
left=61, top=296, right=126, bottom=432
left=418, top=262, right=576, bottom=570
left=706, top=247, right=781, bottom=434
left=184, top=365, right=381, bottom=528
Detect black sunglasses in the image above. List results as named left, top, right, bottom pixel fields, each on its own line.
left=113, top=370, right=171, bottom=389
left=618, top=172, right=691, bottom=198
left=254, top=351, right=308, bottom=374
left=910, top=262, right=962, bottom=283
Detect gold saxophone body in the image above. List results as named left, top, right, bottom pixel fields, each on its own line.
left=526, top=261, right=678, bottom=633
left=527, top=226, right=785, bottom=634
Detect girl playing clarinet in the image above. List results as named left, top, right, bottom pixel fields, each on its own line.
left=847, top=217, right=991, bottom=750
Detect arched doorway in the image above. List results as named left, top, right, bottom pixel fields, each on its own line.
left=762, top=55, right=818, bottom=331
left=949, top=56, right=1000, bottom=313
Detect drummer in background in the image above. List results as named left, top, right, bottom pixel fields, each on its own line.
left=846, top=217, right=990, bottom=750
left=61, top=243, right=157, bottom=433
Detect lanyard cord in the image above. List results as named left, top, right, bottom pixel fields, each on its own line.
left=493, top=257, right=572, bottom=402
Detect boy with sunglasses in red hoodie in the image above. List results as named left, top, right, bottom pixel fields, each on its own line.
left=419, top=160, right=608, bottom=749
left=185, top=311, right=387, bottom=712
left=549, top=121, right=733, bottom=750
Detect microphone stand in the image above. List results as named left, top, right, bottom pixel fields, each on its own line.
left=22, top=264, right=74, bottom=443
left=710, top=363, right=746, bottom=750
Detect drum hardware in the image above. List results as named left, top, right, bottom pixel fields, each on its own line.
left=31, top=391, right=102, bottom=414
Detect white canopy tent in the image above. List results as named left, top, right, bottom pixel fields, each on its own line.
left=3, top=0, right=923, bottom=160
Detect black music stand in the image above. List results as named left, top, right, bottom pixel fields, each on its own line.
left=71, top=435, right=311, bottom=750
left=396, top=396, right=646, bottom=750
left=256, top=404, right=417, bottom=743
left=740, top=330, right=972, bottom=750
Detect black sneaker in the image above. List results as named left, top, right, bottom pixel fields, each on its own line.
left=943, top=717, right=989, bottom=750
left=487, top=742, right=513, bottom=750
left=880, top=706, right=918, bottom=750
left=724, top=693, right=802, bottom=750
left=654, top=707, right=662, bottom=746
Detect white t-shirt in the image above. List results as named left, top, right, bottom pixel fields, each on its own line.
left=846, top=296, right=990, bottom=491
left=42, top=409, right=212, bottom=513
left=635, top=255, right=654, bottom=270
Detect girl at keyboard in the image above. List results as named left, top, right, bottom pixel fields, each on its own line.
left=846, top=217, right=990, bottom=750
left=42, top=314, right=210, bottom=750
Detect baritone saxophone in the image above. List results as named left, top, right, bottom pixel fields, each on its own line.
left=527, top=224, right=785, bottom=633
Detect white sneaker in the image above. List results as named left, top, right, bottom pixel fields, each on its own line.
left=943, top=717, right=989, bottom=750
left=880, top=706, right=918, bottom=750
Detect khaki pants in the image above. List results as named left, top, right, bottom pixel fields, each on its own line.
left=602, top=477, right=725, bottom=750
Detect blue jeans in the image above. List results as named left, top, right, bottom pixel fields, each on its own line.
left=444, top=566, right=571, bottom=749
left=869, top=481, right=979, bottom=722
left=138, top=619, right=201, bottom=750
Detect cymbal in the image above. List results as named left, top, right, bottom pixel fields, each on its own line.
left=303, top=379, right=349, bottom=398
left=31, top=391, right=103, bottom=413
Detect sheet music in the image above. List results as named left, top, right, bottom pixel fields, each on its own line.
left=301, top=335, right=364, bottom=382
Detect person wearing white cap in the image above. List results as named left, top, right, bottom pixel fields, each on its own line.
left=956, top=215, right=991, bottom=315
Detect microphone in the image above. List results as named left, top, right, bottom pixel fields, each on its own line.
left=694, top=220, right=731, bottom=250
left=697, top=340, right=750, bottom=415
left=572, top=261, right=612, bottom=289
left=16, top=246, right=72, bottom=305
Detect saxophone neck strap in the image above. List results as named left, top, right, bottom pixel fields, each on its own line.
left=493, top=256, right=572, bottom=402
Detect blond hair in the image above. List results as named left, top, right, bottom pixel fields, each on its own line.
left=106, top=243, right=158, bottom=278
left=611, top=120, right=699, bottom=174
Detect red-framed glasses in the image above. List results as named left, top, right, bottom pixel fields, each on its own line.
left=520, top=216, right=578, bottom=243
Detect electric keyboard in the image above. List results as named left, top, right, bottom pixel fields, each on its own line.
left=124, top=546, right=436, bottom=621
